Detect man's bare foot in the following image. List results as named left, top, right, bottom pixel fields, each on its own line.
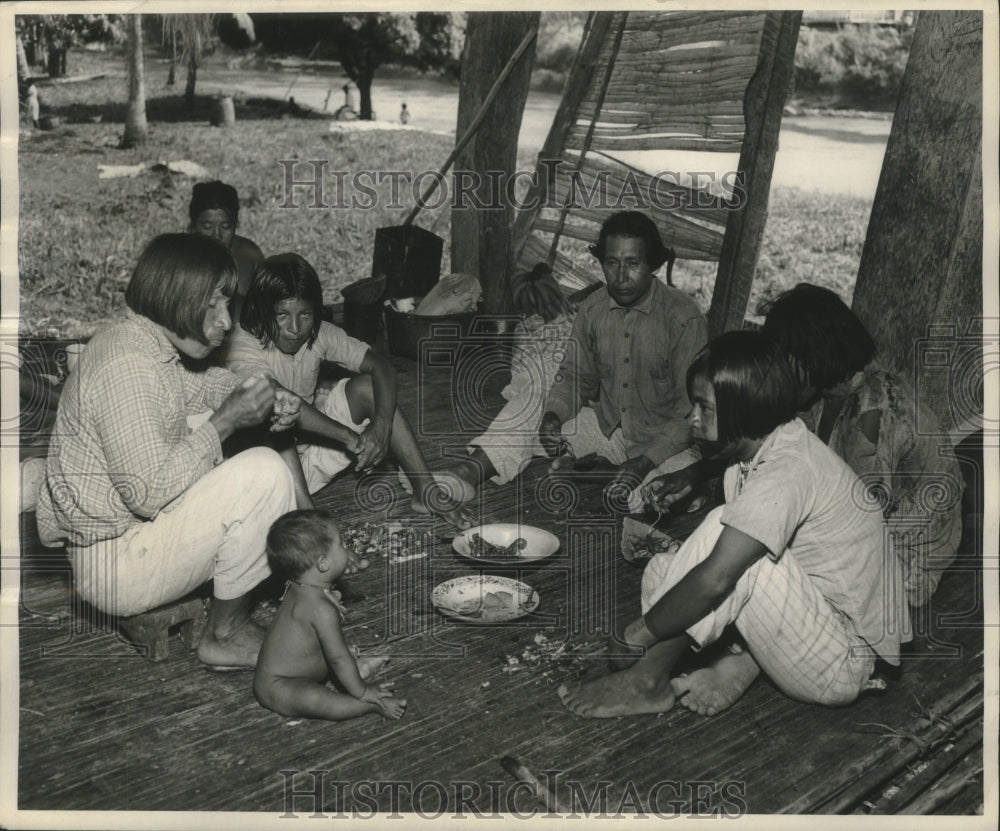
left=436, top=460, right=483, bottom=496
left=435, top=503, right=476, bottom=530
left=411, top=482, right=476, bottom=529
left=558, top=666, right=675, bottom=718
left=344, top=554, right=370, bottom=575
left=197, top=619, right=267, bottom=670
left=549, top=453, right=576, bottom=472
left=357, top=655, right=389, bottom=680
left=407, top=471, right=478, bottom=504
left=606, top=629, right=645, bottom=671
left=670, top=648, right=760, bottom=716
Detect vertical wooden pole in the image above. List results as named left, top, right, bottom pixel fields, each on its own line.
left=510, top=12, right=616, bottom=268
left=851, top=11, right=984, bottom=436
left=544, top=13, right=628, bottom=268
left=707, top=11, right=801, bottom=337
left=451, top=12, right=540, bottom=315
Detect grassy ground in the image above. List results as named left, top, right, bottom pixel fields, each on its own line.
left=16, top=60, right=872, bottom=339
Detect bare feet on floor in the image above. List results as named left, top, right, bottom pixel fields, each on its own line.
left=436, top=460, right=483, bottom=496
left=357, top=654, right=389, bottom=680
left=197, top=619, right=268, bottom=670
left=557, top=666, right=675, bottom=718
left=344, top=554, right=371, bottom=575
left=606, top=629, right=645, bottom=671
left=408, top=471, right=478, bottom=504
left=411, top=481, right=477, bottom=529
left=549, top=453, right=576, bottom=472
left=670, top=648, right=760, bottom=716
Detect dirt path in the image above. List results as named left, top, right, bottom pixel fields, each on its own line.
left=198, top=66, right=891, bottom=200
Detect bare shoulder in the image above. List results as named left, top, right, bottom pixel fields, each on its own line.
left=234, top=235, right=265, bottom=264
left=304, top=591, right=343, bottom=629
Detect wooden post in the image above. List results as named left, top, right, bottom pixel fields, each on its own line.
left=851, top=11, right=984, bottom=437
left=511, top=13, right=616, bottom=266
left=451, top=12, right=540, bottom=315
left=543, top=13, right=628, bottom=268
left=707, top=11, right=801, bottom=337
left=211, top=95, right=235, bottom=127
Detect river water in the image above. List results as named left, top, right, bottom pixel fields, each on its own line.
left=200, top=65, right=892, bottom=201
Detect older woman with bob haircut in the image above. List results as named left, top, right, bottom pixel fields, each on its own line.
left=37, top=233, right=299, bottom=671
left=559, top=331, right=910, bottom=720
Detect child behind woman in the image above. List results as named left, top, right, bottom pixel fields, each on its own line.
left=441, top=263, right=582, bottom=493
left=760, top=283, right=964, bottom=607
left=254, top=509, right=406, bottom=721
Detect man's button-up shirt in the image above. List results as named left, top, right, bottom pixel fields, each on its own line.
left=544, top=278, right=707, bottom=466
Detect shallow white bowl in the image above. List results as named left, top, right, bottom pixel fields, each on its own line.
left=453, top=523, right=560, bottom=565
left=431, top=575, right=540, bottom=624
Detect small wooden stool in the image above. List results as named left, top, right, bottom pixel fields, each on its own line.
left=118, top=595, right=208, bottom=662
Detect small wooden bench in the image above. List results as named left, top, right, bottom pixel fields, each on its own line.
left=118, top=594, right=208, bottom=662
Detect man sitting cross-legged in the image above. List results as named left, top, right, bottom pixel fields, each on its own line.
left=538, top=211, right=707, bottom=509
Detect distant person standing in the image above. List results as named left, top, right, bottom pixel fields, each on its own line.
left=334, top=83, right=359, bottom=121
left=344, top=82, right=358, bottom=112
left=26, top=84, right=40, bottom=128
left=399, top=103, right=410, bottom=125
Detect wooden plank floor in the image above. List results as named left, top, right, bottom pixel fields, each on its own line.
left=16, top=354, right=986, bottom=816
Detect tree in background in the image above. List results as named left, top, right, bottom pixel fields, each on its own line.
left=15, top=29, right=32, bottom=94
left=534, top=12, right=587, bottom=73
left=122, top=14, right=147, bottom=148
left=218, top=13, right=257, bottom=51
left=452, top=12, right=539, bottom=314
left=154, top=13, right=254, bottom=90
left=795, top=22, right=916, bottom=106
left=15, top=14, right=122, bottom=79
left=413, top=12, right=464, bottom=78
left=334, top=14, right=418, bottom=119
left=160, top=13, right=218, bottom=108
left=253, top=12, right=464, bottom=120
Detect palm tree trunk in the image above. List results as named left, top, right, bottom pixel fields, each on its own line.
left=122, top=14, right=148, bottom=148
left=451, top=13, right=539, bottom=313
left=16, top=32, right=31, bottom=92
left=167, top=30, right=176, bottom=86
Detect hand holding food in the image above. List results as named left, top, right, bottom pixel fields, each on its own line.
left=538, top=412, right=567, bottom=458
left=270, top=388, right=301, bottom=432
left=642, top=470, right=695, bottom=513
left=211, top=375, right=276, bottom=439
left=354, top=418, right=391, bottom=471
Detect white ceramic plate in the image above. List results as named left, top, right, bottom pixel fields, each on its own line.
left=453, top=523, right=560, bottom=565
left=431, top=575, right=540, bottom=624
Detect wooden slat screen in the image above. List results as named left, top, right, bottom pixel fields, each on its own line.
left=515, top=10, right=766, bottom=287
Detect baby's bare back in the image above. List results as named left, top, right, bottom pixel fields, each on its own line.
left=256, top=592, right=340, bottom=682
